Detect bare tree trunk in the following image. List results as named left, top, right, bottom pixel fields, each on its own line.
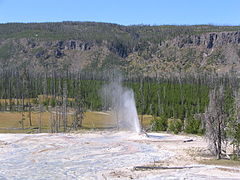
left=116, top=110, right=119, bottom=130
left=21, top=96, right=25, bottom=129
left=217, top=122, right=222, bottom=159
left=28, top=106, right=32, bottom=126
left=63, top=81, right=68, bottom=132
left=38, top=104, right=42, bottom=133
left=140, top=78, right=144, bottom=125
left=21, top=111, right=24, bottom=129
left=49, top=110, right=53, bottom=133
left=56, top=106, right=59, bottom=132
left=55, top=109, right=59, bottom=133
left=205, top=86, right=226, bottom=159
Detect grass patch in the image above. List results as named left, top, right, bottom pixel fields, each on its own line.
left=139, top=115, right=153, bottom=129
left=0, top=111, right=152, bottom=133
left=0, top=111, right=58, bottom=133
left=82, top=111, right=115, bottom=129
left=199, top=159, right=240, bottom=167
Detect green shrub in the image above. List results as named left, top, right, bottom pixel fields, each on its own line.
left=230, top=154, right=239, bottom=161
left=151, top=116, right=167, bottom=131
left=32, top=98, right=39, bottom=105
left=42, top=99, right=50, bottom=107
left=50, top=98, right=56, bottom=107
left=168, top=118, right=183, bottom=134
left=184, top=116, right=202, bottom=134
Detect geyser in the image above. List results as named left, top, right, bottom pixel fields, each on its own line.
left=101, top=77, right=141, bottom=133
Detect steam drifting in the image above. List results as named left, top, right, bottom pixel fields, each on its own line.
left=101, top=77, right=141, bottom=133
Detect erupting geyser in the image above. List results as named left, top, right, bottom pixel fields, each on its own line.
left=101, top=77, right=141, bottom=133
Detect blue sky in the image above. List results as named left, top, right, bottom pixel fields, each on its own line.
left=0, top=0, right=239, bottom=25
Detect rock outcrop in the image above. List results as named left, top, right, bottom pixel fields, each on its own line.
left=171, top=31, right=240, bottom=49
left=1, top=22, right=240, bottom=75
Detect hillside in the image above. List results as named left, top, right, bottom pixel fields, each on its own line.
left=0, top=22, right=240, bottom=75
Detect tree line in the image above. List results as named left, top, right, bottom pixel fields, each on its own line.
left=0, top=69, right=240, bottom=159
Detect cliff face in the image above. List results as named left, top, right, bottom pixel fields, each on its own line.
left=126, top=31, right=240, bottom=75
left=170, top=31, right=240, bottom=49
left=0, top=22, right=240, bottom=75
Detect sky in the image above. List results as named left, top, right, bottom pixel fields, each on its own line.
left=0, top=0, right=239, bottom=26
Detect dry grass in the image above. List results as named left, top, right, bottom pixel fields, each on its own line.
left=199, top=159, right=240, bottom=167
left=83, top=111, right=115, bottom=128
left=37, top=95, right=75, bottom=102
left=0, top=95, right=75, bottom=105
left=0, top=98, right=35, bottom=105
left=0, top=111, right=57, bottom=133
left=0, top=111, right=152, bottom=133
left=140, top=115, right=153, bottom=129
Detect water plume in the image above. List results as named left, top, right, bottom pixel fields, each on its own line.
left=101, top=76, right=141, bottom=133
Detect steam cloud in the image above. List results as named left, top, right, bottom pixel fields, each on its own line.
left=101, top=76, right=141, bottom=133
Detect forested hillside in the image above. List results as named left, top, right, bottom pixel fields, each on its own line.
left=0, top=22, right=240, bottom=75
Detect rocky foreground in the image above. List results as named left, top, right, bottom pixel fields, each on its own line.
left=0, top=131, right=240, bottom=179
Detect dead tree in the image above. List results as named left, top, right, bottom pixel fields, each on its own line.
left=28, top=104, right=32, bottom=126
left=139, top=77, right=145, bottom=125
left=20, top=110, right=25, bottom=129
left=204, top=86, right=226, bottom=159
left=72, top=102, right=85, bottom=130
left=62, top=81, right=68, bottom=132
left=38, top=104, right=43, bottom=133
left=49, top=106, right=59, bottom=133
left=230, top=90, right=240, bottom=157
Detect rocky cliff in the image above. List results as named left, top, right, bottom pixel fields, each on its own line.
left=0, top=22, right=240, bottom=75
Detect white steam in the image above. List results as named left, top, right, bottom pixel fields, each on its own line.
left=101, top=77, right=141, bottom=133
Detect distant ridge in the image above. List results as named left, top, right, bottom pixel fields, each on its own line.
left=0, top=22, right=240, bottom=75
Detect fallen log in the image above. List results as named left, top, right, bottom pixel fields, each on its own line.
left=141, top=129, right=149, bottom=137
left=134, top=165, right=201, bottom=170
left=183, top=139, right=193, bottom=143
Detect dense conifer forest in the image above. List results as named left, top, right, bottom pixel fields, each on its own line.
left=0, top=68, right=238, bottom=136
